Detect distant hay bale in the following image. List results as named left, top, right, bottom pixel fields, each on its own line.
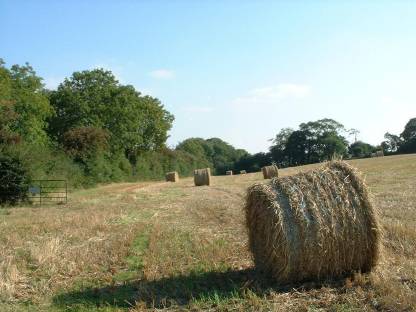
left=371, top=151, right=384, bottom=157
left=262, top=165, right=279, bottom=179
left=165, top=171, right=179, bottom=182
left=245, top=161, right=380, bottom=284
left=226, top=170, right=233, bottom=176
left=194, top=168, right=211, bottom=186
left=240, top=170, right=247, bottom=174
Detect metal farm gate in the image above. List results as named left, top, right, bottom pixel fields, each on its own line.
left=29, top=180, right=67, bottom=205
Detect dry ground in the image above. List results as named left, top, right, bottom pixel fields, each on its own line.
left=0, top=154, right=415, bottom=311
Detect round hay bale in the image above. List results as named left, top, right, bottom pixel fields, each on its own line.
left=226, top=170, right=233, bottom=176
left=165, top=171, right=179, bottom=182
left=262, top=165, right=279, bottom=179
left=194, top=168, right=211, bottom=186
left=240, top=170, right=247, bottom=174
left=245, top=161, right=380, bottom=284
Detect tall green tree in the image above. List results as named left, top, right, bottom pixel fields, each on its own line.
left=399, top=117, right=416, bottom=153
left=176, top=138, right=213, bottom=162
left=0, top=59, right=53, bottom=146
left=298, top=118, right=347, bottom=162
left=284, top=129, right=310, bottom=165
left=206, top=138, right=248, bottom=173
left=176, top=137, right=249, bottom=174
left=233, top=152, right=272, bottom=173
left=0, top=63, right=20, bottom=144
left=349, top=141, right=375, bottom=158
left=270, top=118, right=348, bottom=167
left=269, top=128, right=293, bottom=167
left=381, top=132, right=401, bottom=153
left=48, top=69, right=174, bottom=159
left=401, top=118, right=416, bottom=141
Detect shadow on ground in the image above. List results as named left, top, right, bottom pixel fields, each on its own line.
left=53, top=268, right=348, bottom=309
left=52, top=268, right=274, bottom=309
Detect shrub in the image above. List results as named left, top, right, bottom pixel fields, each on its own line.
left=5, top=143, right=86, bottom=189
left=62, top=126, right=109, bottom=161
left=134, top=149, right=212, bottom=181
left=0, top=153, right=30, bottom=205
left=74, top=152, right=132, bottom=185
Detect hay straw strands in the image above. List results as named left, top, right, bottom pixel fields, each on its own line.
left=194, top=168, right=211, bottom=186
left=165, top=171, right=179, bottom=182
left=226, top=170, right=233, bottom=176
left=371, top=151, right=384, bottom=157
left=262, top=165, right=279, bottom=179
left=245, top=161, right=380, bottom=284
left=240, top=170, right=247, bottom=174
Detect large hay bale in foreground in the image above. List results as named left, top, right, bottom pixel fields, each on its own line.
left=245, top=161, right=380, bottom=284
left=262, top=165, right=279, bottom=179
left=194, top=168, right=211, bottom=186
left=226, top=170, right=233, bottom=176
left=165, top=171, right=179, bottom=182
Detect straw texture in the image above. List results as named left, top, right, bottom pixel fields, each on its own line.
left=194, top=168, right=211, bottom=186
left=262, top=165, right=279, bottom=179
left=245, top=161, right=380, bottom=284
left=165, top=171, right=179, bottom=182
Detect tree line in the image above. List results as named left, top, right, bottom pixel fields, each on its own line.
left=0, top=59, right=211, bottom=203
left=0, top=58, right=415, bottom=204
left=177, top=117, right=415, bottom=174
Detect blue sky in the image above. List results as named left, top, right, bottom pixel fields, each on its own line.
left=2, top=1, right=416, bottom=153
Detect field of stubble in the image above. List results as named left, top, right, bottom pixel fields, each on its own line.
left=1, top=154, right=415, bottom=311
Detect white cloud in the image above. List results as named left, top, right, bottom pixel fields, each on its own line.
left=149, top=69, right=175, bottom=79
left=233, top=83, right=311, bottom=107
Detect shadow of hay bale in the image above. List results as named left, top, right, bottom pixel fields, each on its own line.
left=52, top=268, right=354, bottom=309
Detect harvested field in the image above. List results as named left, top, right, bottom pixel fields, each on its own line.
left=0, top=154, right=415, bottom=311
